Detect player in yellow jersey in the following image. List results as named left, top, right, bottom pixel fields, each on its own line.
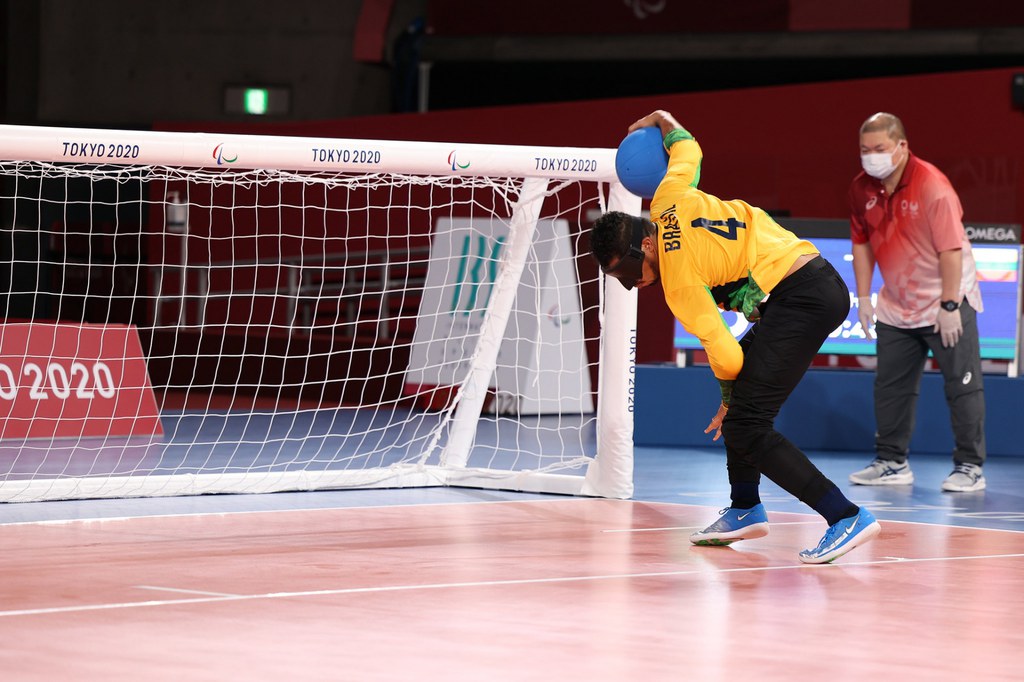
left=592, top=110, right=880, bottom=564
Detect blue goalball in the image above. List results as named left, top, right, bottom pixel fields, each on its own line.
left=614, top=126, right=669, bottom=199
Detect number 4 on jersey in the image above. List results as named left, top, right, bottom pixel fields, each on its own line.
left=691, top=217, right=747, bottom=240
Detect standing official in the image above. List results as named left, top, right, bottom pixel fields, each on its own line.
left=848, top=112, right=986, bottom=492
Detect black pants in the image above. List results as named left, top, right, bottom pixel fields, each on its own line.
left=721, top=256, right=850, bottom=505
left=874, top=301, right=986, bottom=466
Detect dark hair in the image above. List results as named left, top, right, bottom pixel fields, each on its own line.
left=590, top=211, right=652, bottom=269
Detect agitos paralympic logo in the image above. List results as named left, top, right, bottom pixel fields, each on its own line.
left=447, top=150, right=470, bottom=171
left=212, top=143, right=238, bottom=165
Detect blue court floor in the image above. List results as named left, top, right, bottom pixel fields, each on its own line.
left=1, top=444, right=1021, bottom=533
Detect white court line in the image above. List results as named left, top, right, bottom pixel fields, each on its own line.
left=602, top=526, right=702, bottom=533
left=603, top=521, right=821, bottom=533
left=2, top=551, right=1022, bottom=619
left=3, top=497, right=1021, bottom=534
left=0, top=496, right=596, bottom=528
left=651, top=500, right=1024, bottom=534
left=135, top=585, right=240, bottom=598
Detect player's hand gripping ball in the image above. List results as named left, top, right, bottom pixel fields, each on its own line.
left=614, top=126, right=669, bottom=199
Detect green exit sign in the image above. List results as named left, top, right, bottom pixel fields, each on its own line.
left=224, top=85, right=291, bottom=116
left=244, top=88, right=269, bottom=115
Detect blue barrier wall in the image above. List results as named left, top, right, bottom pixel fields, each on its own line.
left=633, top=365, right=1023, bottom=457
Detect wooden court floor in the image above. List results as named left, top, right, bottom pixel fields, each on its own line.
left=0, top=498, right=1021, bottom=681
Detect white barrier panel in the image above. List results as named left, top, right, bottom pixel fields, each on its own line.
left=405, top=215, right=592, bottom=416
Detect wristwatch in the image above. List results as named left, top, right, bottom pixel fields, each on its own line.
left=940, top=300, right=960, bottom=312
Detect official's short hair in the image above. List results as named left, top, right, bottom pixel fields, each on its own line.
left=860, top=112, right=907, bottom=142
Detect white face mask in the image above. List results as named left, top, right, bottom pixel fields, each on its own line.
left=860, top=144, right=902, bottom=179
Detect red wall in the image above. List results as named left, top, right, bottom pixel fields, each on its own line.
left=424, top=0, right=1024, bottom=34
left=159, top=66, right=1024, bottom=362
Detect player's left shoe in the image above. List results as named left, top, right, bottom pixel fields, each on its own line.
left=690, top=504, right=769, bottom=546
left=799, top=507, right=880, bottom=564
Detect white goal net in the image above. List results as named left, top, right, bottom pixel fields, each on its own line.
left=0, top=125, right=639, bottom=502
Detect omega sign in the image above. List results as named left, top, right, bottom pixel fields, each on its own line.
left=965, top=223, right=1021, bottom=245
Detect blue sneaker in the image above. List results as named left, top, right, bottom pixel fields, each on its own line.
left=690, top=504, right=769, bottom=546
left=799, top=507, right=881, bottom=564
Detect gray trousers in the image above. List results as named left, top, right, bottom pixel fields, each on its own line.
left=874, top=300, right=986, bottom=466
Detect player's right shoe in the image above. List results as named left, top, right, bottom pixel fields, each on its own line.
left=849, top=457, right=914, bottom=486
left=690, top=504, right=769, bottom=546
left=799, top=507, right=881, bottom=564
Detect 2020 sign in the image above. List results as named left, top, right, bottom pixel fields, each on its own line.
left=0, top=322, right=162, bottom=440
left=0, top=361, right=117, bottom=401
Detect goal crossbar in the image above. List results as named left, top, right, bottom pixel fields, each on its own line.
left=0, top=124, right=617, bottom=180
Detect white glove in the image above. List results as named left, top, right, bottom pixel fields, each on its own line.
left=857, top=296, right=875, bottom=340
left=935, top=306, right=963, bottom=348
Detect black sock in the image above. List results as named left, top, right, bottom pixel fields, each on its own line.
left=730, top=481, right=761, bottom=509
left=811, top=483, right=859, bottom=526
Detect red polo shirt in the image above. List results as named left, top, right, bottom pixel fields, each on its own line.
left=849, top=153, right=982, bottom=328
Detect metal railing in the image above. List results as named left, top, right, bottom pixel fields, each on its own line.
left=151, top=246, right=432, bottom=340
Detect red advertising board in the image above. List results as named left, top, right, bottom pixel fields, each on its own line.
left=0, top=322, right=163, bottom=440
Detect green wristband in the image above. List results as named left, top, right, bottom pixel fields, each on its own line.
left=718, top=379, right=735, bottom=406
left=662, top=127, right=694, bottom=148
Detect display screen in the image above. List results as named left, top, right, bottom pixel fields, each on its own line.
left=673, top=237, right=1021, bottom=360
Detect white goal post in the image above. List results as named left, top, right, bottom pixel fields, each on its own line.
left=0, top=124, right=639, bottom=503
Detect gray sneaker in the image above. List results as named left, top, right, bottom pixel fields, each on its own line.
left=849, top=457, right=914, bottom=486
left=941, top=463, right=986, bottom=492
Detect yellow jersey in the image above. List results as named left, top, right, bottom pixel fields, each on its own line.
left=650, top=129, right=818, bottom=381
